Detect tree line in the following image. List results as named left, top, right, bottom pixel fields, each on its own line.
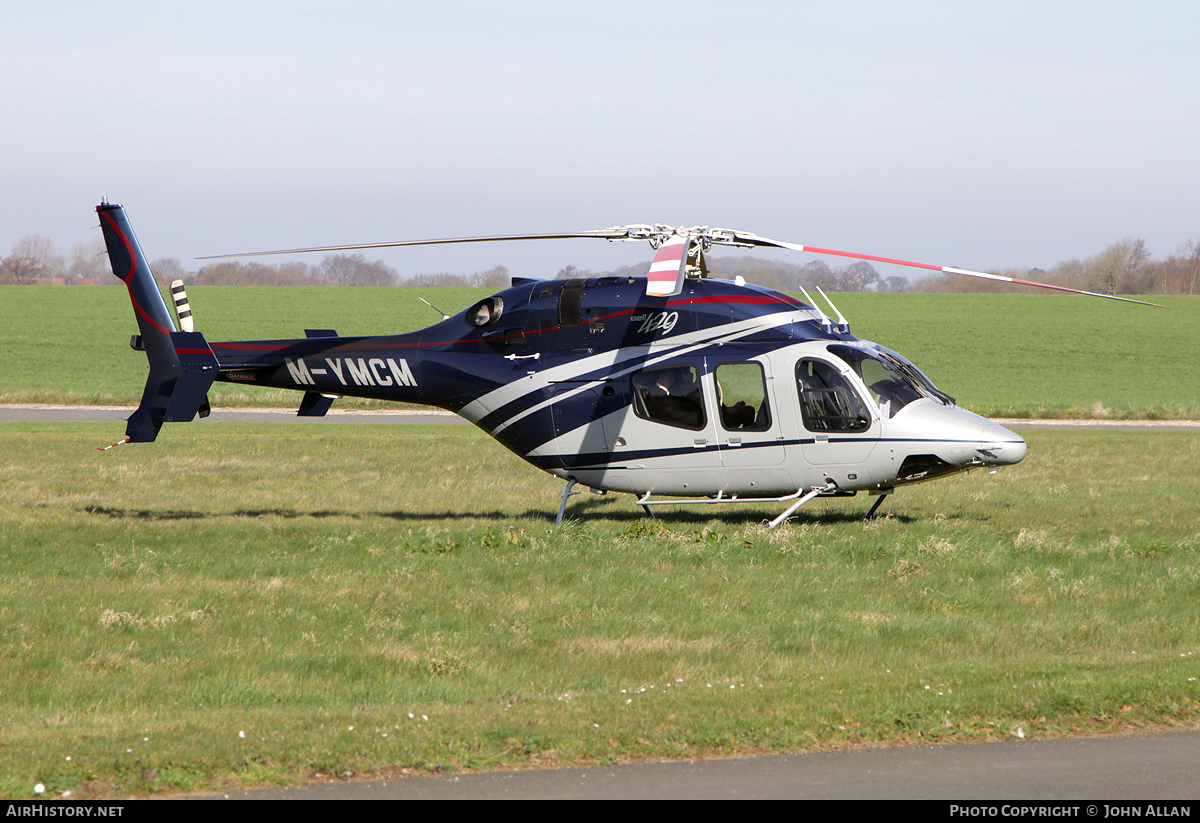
left=179, top=256, right=513, bottom=288
left=0, top=234, right=513, bottom=289
left=3, top=233, right=1198, bottom=295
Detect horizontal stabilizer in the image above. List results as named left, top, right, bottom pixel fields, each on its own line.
left=298, top=392, right=336, bottom=417
left=299, top=331, right=340, bottom=415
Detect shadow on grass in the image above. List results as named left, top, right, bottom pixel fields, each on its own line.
left=86, top=506, right=361, bottom=521
left=84, top=498, right=921, bottom=526
left=557, top=495, right=920, bottom=525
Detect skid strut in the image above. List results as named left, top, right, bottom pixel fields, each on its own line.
left=766, top=485, right=835, bottom=529
left=632, top=484, right=837, bottom=529
left=862, top=493, right=890, bottom=521
left=556, top=479, right=580, bottom=525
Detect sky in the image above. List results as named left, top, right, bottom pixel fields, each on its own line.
left=3, top=1, right=1198, bottom=282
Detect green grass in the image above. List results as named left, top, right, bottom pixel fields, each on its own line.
left=2, top=286, right=1197, bottom=417
left=0, top=286, right=490, bottom=409
left=1, top=422, right=1198, bottom=797
left=825, top=292, right=1200, bottom=418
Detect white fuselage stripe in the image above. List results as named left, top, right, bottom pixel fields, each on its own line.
left=461, top=307, right=814, bottom=422
left=484, top=309, right=810, bottom=436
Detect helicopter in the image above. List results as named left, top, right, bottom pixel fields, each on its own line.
left=96, top=201, right=1159, bottom=526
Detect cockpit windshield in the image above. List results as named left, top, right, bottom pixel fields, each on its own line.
left=872, top=345, right=956, bottom=407
left=827, top=344, right=955, bottom=419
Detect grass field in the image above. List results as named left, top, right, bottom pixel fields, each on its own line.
left=1, top=421, right=1197, bottom=797
left=1, top=286, right=1197, bottom=417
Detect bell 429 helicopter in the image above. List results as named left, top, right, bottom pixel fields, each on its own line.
left=96, top=202, right=1158, bottom=527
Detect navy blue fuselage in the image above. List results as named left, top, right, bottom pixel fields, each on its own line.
left=208, top=276, right=851, bottom=469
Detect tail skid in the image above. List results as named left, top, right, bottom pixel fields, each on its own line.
left=98, top=202, right=217, bottom=442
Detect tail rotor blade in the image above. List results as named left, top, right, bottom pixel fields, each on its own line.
left=170, top=280, right=194, bottom=332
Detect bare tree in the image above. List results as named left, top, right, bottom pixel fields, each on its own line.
left=150, top=257, right=192, bottom=286
left=832, top=261, right=881, bottom=291
left=1179, top=239, right=1200, bottom=295
left=8, top=235, right=64, bottom=282
left=70, top=238, right=109, bottom=282
left=193, top=260, right=321, bottom=286
left=799, top=260, right=834, bottom=289
left=275, top=262, right=318, bottom=285
left=1088, top=239, right=1149, bottom=295
left=554, top=264, right=593, bottom=280
left=402, top=271, right=470, bottom=287
left=469, top=264, right=510, bottom=288
left=0, top=255, right=47, bottom=284
left=193, top=262, right=257, bottom=286
left=319, top=254, right=397, bottom=286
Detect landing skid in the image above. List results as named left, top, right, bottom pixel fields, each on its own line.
left=633, top=484, right=838, bottom=529
left=557, top=483, right=890, bottom=528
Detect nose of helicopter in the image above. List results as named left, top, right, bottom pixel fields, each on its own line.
left=893, top=403, right=1026, bottom=470
left=978, top=423, right=1026, bottom=466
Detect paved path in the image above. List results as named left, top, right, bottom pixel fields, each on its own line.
left=199, top=730, right=1200, bottom=800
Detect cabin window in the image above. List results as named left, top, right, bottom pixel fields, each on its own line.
left=796, top=359, right=870, bottom=432
left=713, top=362, right=771, bottom=431
left=631, top=364, right=706, bottom=430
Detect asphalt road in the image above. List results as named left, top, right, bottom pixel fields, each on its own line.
left=198, top=731, right=1200, bottom=800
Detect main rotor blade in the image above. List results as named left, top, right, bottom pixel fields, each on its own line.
left=725, top=231, right=1165, bottom=307
left=199, top=220, right=1166, bottom=309
left=198, top=229, right=636, bottom=260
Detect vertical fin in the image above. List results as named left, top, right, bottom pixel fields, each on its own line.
left=97, top=203, right=179, bottom=442
left=97, top=205, right=220, bottom=435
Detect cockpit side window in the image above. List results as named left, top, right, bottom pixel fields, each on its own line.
left=796, top=359, right=870, bottom=432
left=714, top=362, right=771, bottom=431
left=466, top=296, right=504, bottom=327
left=557, top=279, right=585, bottom=327
left=631, top=364, right=706, bottom=430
